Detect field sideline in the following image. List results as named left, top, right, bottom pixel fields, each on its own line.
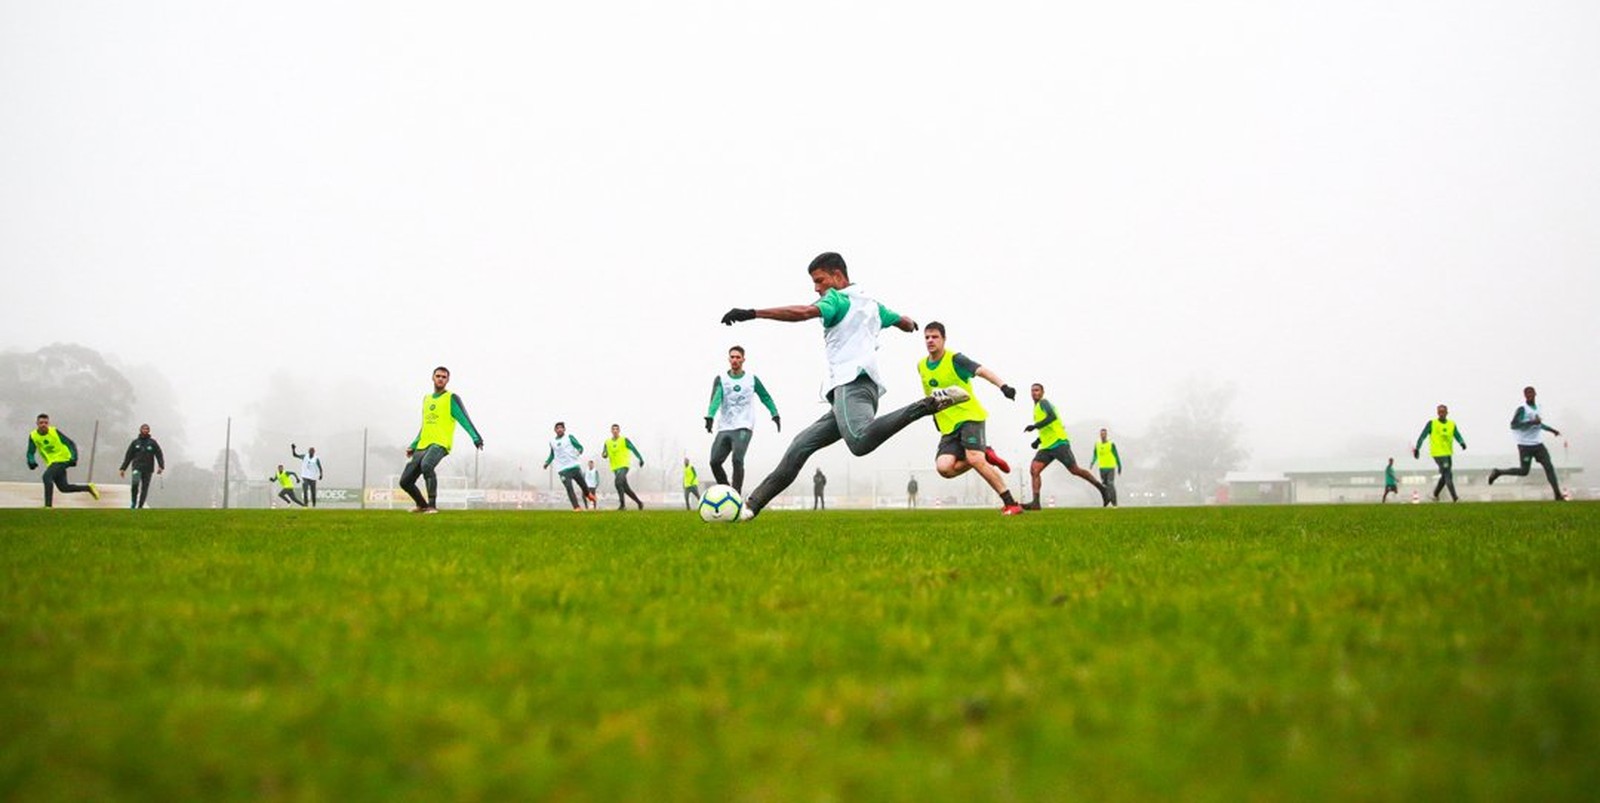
left=2, top=504, right=1597, bottom=801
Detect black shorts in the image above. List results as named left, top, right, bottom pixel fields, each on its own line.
left=1033, top=442, right=1078, bottom=469
left=936, top=421, right=987, bottom=459
left=1384, top=483, right=1398, bottom=493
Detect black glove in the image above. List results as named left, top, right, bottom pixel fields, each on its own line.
left=474, top=439, right=484, bottom=450
left=1000, top=384, right=1016, bottom=400
left=1024, top=424, right=1037, bottom=432
left=67, top=459, right=78, bottom=468
left=1030, top=438, right=1041, bottom=450
left=772, top=416, right=781, bottom=432
left=704, top=417, right=713, bottom=433
left=27, top=462, right=37, bottom=471
left=1411, top=448, right=1419, bottom=460
left=721, top=308, right=756, bottom=325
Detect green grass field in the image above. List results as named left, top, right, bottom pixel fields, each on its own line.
left=2, top=504, right=1597, bottom=801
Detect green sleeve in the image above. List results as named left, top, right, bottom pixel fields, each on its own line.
left=951, top=353, right=981, bottom=382
left=543, top=445, right=554, bottom=467
left=60, top=433, right=78, bottom=462
left=626, top=439, right=644, bottom=464
left=706, top=377, right=724, bottom=417
left=25, top=438, right=37, bottom=466
left=877, top=302, right=902, bottom=328
left=815, top=289, right=848, bottom=328
left=569, top=435, right=584, bottom=453
left=1510, top=408, right=1537, bottom=431
left=1035, top=400, right=1059, bottom=429
left=451, top=395, right=483, bottom=445
left=1454, top=427, right=1466, bottom=448
left=753, top=376, right=778, bottom=417
left=1111, top=444, right=1122, bottom=469
left=1414, top=421, right=1432, bottom=451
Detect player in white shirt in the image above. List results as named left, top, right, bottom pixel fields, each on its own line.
left=704, top=345, right=780, bottom=492
left=542, top=422, right=595, bottom=511
left=290, top=443, right=323, bottom=506
left=1488, top=385, right=1566, bottom=500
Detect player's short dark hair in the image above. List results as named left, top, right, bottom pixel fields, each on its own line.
left=611, top=423, right=619, bottom=428
left=925, top=321, right=946, bottom=337
left=555, top=421, right=565, bottom=428
left=36, top=413, right=48, bottom=420
left=1031, top=383, right=1044, bottom=391
left=808, top=252, right=848, bottom=277
left=729, top=345, right=745, bottom=356
left=1524, top=385, right=1536, bottom=393
left=433, top=365, right=450, bottom=375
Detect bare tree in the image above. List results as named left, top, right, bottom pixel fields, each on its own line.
left=1147, top=377, right=1247, bottom=503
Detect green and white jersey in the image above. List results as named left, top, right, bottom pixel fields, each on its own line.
left=708, top=372, right=778, bottom=433
left=547, top=434, right=584, bottom=472
left=816, top=286, right=902, bottom=399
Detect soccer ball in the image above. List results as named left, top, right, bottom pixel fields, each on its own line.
left=698, top=484, right=744, bottom=522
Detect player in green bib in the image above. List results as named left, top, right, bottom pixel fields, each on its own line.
left=603, top=424, right=646, bottom=510
left=682, top=458, right=701, bottom=510
left=25, top=413, right=100, bottom=507
left=1412, top=404, right=1466, bottom=502
left=1091, top=428, right=1123, bottom=507
left=270, top=464, right=308, bottom=507
left=917, top=322, right=1023, bottom=515
left=1022, top=384, right=1109, bottom=509
left=400, top=366, right=484, bottom=513
left=1382, top=457, right=1399, bottom=503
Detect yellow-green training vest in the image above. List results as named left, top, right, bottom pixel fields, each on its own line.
left=1429, top=419, right=1457, bottom=457
left=276, top=470, right=295, bottom=489
left=29, top=427, right=73, bottom=465
left=606, top=436, right=632, bottom=471
left=416, top=391, right=456, bottom=451
left=1094, top=441, right=1119, bottom=469
left=1032, top=402, right=1068, bottom=449
left=918, top=353, right=986, bottom=435
left=683, top=465, right=697, bottom=488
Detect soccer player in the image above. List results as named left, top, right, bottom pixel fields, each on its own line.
left=720, top=252, right=968, bottom=520
left=543, top=421, right=594, bottom=511
left=583, top=460, right=601, bottom=509
left=400, top=366, right=484, bottom=514
left=907, top=476, right=919, bottom=509
left=270, top=464, right=307, bottom=507
left=813, top=468, right=827, bottom=510
left=25, top=413, right=99, bottom=507
left=916, top=321, right=1023, bottom=515
left=1412, top=404, right=1467, bottom=502
left=682, top=458, right=701, bottom=510
left=119, top=424, right=165, bottom=509
left=1382, top=458, right=1399, bottom=503
left=602, top=424, right=646, bottom=510
left=1021, top=384, right=1109, bottom=509
left=1488, top=386, right=1566, bottom=500
left=1091, top=428, right=1123, bottom=507
left=290, top=443, right=323, bottom=507
left=705, top=345, right=781, bottom=492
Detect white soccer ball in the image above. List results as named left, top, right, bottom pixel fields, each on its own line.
left=698, top=484, right=744, bottom=523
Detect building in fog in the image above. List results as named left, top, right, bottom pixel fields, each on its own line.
left=1224, top=455, right=1584, bottom=504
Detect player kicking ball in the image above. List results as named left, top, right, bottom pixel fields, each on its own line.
left=720, top=251, right=968, bottom=520
left=917, top=321, right=1024, bottom=515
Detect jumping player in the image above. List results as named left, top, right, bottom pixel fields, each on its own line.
left=400, top=366, right=484, bottom=513
left=720, top=251, right=967, bottom=520
left=916, top=321, right=1022, bottom=515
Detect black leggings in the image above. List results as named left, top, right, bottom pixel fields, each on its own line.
left=40, top=463, right=91, bottom=507
left=1501, top=444, right=1563, bottom=498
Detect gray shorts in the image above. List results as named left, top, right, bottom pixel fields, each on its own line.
left=1033, top=442, right=1078, bottom=469
left=937, top=420, right=987, bottom=459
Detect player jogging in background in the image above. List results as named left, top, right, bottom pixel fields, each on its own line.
left=682, top=458, right=701, bottom=510
left=720, top=251, right=968, bottom=520
left=290, top=444, right=323, bottom=506
left=603, top=424, right=646, bottom=510
left=544, top=421, right=594, bottom=511
left=1488, top=385, right=1565, bottom=500
left=705, top=345, right=780, bottom=492
left=271, top=465, right=307, bottom=507
left=400, top=366, right=484, bottom=514
left=917, top=321, right=1023, bottom=515
left=1412, top=404, right=1466, bottom=502
left=25, top=413, right=99, bottom=507
left=583, top=460, right=601, bottom=509
left=119, top=423, right=165, bottom=509
left=1092, top=428, right=1123, bottom=507
left=1382, top=457, right=1399, bottom=503
left=1022, top=384, right=1108, bottom=509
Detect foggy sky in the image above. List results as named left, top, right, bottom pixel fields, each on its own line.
left=3, top=1, right=1597, bottom=490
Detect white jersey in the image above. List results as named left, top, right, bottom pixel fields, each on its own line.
left=583, top=467, right=601, bottom=490
left=548, top=435, right=583, bottom=472
left=300, top=455, right=322, bottom=481
left=823, top=285, right=889, bottom=398
left=1514, top=403, right=1546, bottom=447
left=714, top=373, right=762, bottom=432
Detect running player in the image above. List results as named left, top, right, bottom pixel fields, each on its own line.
left=270, top=465, right=307, bottom=507
left=1021, top=384, right=1108, bottom=509
left=1381, top=457, right=1399, bottom=503
left=119, top=423, right=165, bottom=509
left=916, top=321, right=1023, bottom=515
left=720, top=252, right=968, bottom=520
left=705, top=345, right=780, bottom=492
left=1091, top=428, right=1123, bottom=507
left=602, top=424, right=646, bottom=510
left=543, top=421, right=594, bottom=511
left=1488, top=386, right=1566, bottom=500
left=25, top=413, right=99, bottom=507
left=1412, top=404, right=1466, bottom=502
left=400, top=366, right=484, bottom=513
left=682, top=458, right=701, bottom=510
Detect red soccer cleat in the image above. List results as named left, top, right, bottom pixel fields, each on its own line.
left=984, top=447, right=1011, bottom=474
left=1001, top=504, right=1024, bottom=516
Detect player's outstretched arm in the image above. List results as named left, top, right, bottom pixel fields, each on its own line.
left=723, top=304, right=821, bottom=325
left=974, top=366, right=1017, bottom=400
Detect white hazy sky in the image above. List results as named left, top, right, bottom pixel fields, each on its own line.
left=3, top=1, right=1597, bottom=487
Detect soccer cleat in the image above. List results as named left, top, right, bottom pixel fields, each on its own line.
left=1487, top=469, right=1501, bottom=485
left=88, top=484, right=100, bottom=501
left=984, top=447, right=1010, bottom=474
left=738, top=505, right=755, bottom=522
left=1022, top=500, right=1042, bottom=511
left=421, top=507, right=440, bottom=515
left=1001, top=504, right=1024, bottom=516
left=926, top=387, right=970, bottom=413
